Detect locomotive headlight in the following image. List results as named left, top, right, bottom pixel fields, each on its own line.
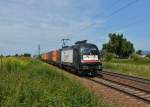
left=82, top=66, right=89, bottom=70
left=98, top=59, right=102, bottom=63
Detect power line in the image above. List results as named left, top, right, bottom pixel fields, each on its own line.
left=96, top=0, right=122, bottom=17
left=98, top=8, right=150, bottom=32
left=107, top=0, right=122, bottom=9
left=117, top=16, right=150, bottom=30
left=64, top=0, right=141, bottom=38
left=63, top=0, right=124, bottom=36
left=108, top=0, right=140, bottom=18
left=100, top=15, right=150, bottom=32
left=74, top=0, right=150, bottom=40
left=71, top=0, right=140, bottom=34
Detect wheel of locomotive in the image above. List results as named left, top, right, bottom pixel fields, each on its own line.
left=92, top=71, right=97, bottom=77
left=96, top=70, right=103, bottom=77
left=77, top=70, right=85, bottom=76
left=74, top=69, right=78, bottom=75
left=87, top=70, right=97, bottom=77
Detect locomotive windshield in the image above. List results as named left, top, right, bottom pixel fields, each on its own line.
left=80, top=47, right=99, bottom=62
left=80, top=48, right=99, bottom=55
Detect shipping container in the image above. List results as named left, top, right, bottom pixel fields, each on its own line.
left=48, top=50, right=59, bottom=64
left=41, top=54, right=44, bottom=60
left=43, top=53, right=48, bottom=61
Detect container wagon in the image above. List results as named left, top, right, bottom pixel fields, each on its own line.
left=41, top=53, right=48, bottom=62
left=48, top=50, right=60, bottom=65
left=39, top=40, right=102, bottom=76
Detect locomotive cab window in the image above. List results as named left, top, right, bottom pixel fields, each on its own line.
left=80, top=48, right=98, bottom=55
left=80, top=47, right=99, bottom=62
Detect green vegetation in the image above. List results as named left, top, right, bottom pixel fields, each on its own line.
left=103, top=58, right=150, bottom=79
left=103, top=52, right=113, bottom=61
left=0, top=57, right=110, bottom=107
left=102, top=33, right=134, bottom=58
left=146, top=54, right=150, bottom=58
left=101, top=33, right=150, bottom=79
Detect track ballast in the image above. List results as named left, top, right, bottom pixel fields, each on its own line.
left=88, top=71, right=150, bottom=104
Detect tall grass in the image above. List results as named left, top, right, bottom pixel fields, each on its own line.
left=104, top=59, right=150, bottom=79
left=111, top=58, right=150, bottom=65
left=0, top=57, right=111, bottom=107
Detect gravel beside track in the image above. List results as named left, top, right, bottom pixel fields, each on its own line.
left=101, top=70, right=150, bottom=92
left=97, top=71, right=150, bottom=103
left=50, top=65, right=150, bottom=107
left=89, top=76, right=150, bottom=103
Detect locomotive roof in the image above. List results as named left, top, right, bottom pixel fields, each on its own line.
left=75, top=43, right=97, bottom=47
left=61, top=43, right=98, bottom=50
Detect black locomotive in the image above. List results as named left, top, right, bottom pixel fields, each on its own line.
left=40, top=40, right=102, bottom=76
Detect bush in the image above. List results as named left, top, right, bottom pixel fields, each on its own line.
left=131, top=54, right=141, bottom=61
left=146, top=54, right=150, bottom=58
left=104, top=52, right=113, bottom=61
left=0, top=58, right=111, bottom=107
left=3, top=57, right=28, bottom=72
left=24, top=53, right=31, bottom=57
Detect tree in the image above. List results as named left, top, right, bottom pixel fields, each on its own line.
left=136, top=50, right=142, bottom=55
left=146, top=54, right=150, bottom=58
left=24, top=53, right=31, bottom=57
left=15, top=54, right=18, bottom=57
left=102, top=33, right=135, bottom=58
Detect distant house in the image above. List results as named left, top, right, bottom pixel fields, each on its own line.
left=140, top=54, right=146, bottom=58
left=140, top=51, right=150, bottom=58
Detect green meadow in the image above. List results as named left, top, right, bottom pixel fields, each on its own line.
left=103, top=58, right=150, bottom=79
left=0, top=57, right=111, bottom=107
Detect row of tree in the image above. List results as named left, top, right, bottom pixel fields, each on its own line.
left=1, top=33, right=147, bottom=59
left=4, top=53, right=31, bottom=57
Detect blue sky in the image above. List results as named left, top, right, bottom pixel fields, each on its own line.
left=0, top=0, right=150, bottom=55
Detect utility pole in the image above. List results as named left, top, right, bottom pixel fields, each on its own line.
left=61, top=39, right=70, bottom=48
left=0, top=54, right=3, bottom=71
left=38, top=44, right=41, bottom=58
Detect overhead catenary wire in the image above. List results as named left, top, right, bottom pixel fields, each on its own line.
left=70, top=0, right=141, bottom=34
left=108, top=0, right=140, bottom=18
left=98, top=8, right=150, bottom=32
left=62, top=0, right=143, bottom=41
left=109, top=0, right=122, bottom=8
left=117, top=16, right=150, bottom=30
left=100, top=0, right=122, bottom=13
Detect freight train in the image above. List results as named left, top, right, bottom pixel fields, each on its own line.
left=40, top=40, right=102, bottom=76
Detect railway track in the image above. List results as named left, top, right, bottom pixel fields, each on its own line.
left=88, top=71, right=150, bottom=104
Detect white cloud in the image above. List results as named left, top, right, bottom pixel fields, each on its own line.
left=0, top=0, right=106, bottom=55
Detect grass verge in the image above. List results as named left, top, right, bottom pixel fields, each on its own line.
left=103, top=59, right=150, bottom=79
left=0, top=57, right=111, bottom=107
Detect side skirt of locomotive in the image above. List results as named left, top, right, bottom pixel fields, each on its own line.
left=61, top=64, right=99, bottom=76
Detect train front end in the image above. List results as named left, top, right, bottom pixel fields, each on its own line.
left=79, top=43, right=102, bottom=75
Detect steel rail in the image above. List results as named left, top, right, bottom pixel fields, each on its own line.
left=88, top=77, right=150, bottom=103
left=101, top=71, right=150, bottom=85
